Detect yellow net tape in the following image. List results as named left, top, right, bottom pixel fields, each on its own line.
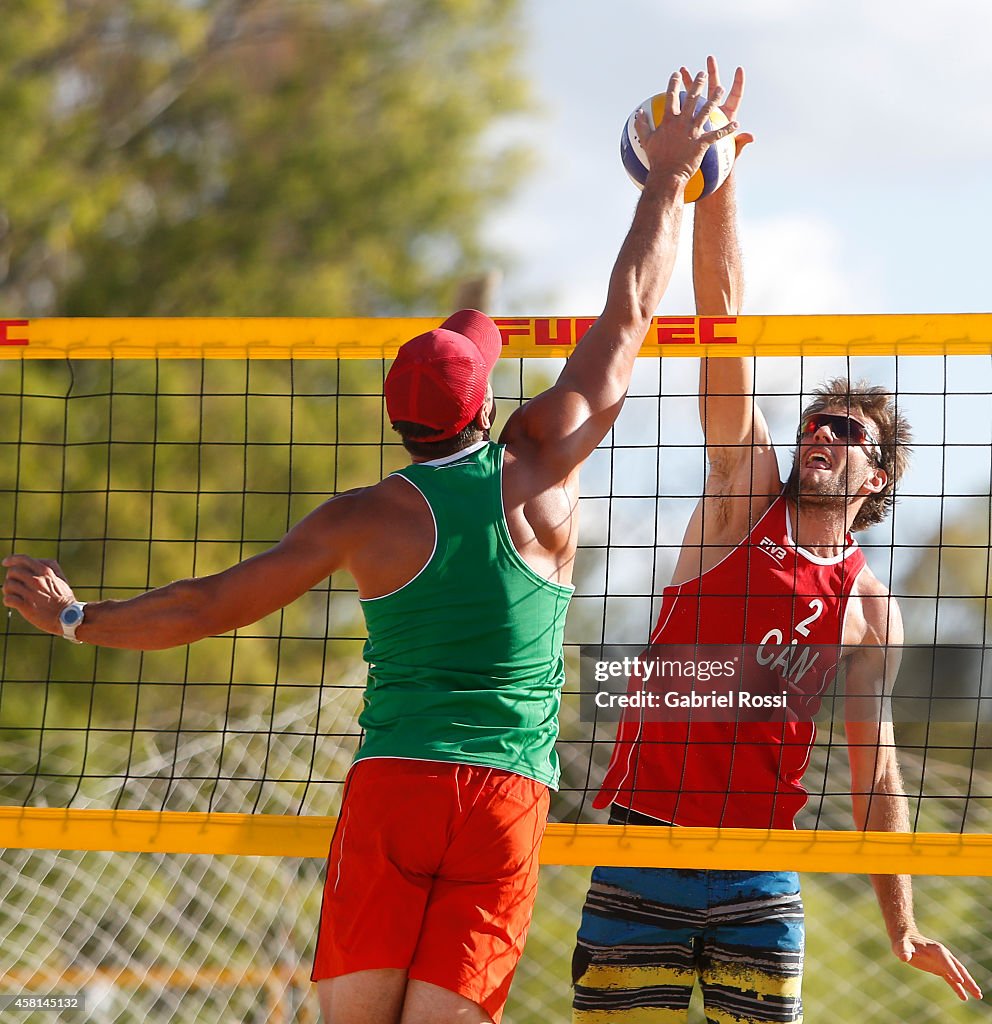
left=1, top=809, right=990, bottom=875
left=2, top=314, right=992, bottom=359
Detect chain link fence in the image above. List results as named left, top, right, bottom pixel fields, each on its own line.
left=2, top=694, right=989, bottom=1023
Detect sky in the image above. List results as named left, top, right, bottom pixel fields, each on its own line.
left=488, top=0, right=992, bottom=318
left=481, top=1, right=992, bottom=634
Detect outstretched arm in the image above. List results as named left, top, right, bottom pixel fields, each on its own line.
left=500, top=64, right=740, bottom=476
left=669, top=60, right=776, bottom=584
left=691, top=59, right=749, bottom=320
left=845, top=596, right=982, bottom=1002
left=693, top=177, right=779, bottom=535
left=2, top=492, right=362, bottom=650
left=690, top=59, right=778, bottom=514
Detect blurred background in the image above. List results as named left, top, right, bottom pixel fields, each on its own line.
left=2, top=1, right=991, bottom=1021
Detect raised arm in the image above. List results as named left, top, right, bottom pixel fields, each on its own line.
left=500, top=66, right=739, bottom=476
left=668, top=63, right=775, bottom=584
left=694, top=179, right=776, bottom=495
left=845, top=592, right=982, bottom=1002
left=690, top=60, right=779, bottom=519
left=2, top=491, right=365, bottom=650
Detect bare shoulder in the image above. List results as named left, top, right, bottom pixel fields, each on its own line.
left=297, top=478, right=416, bottom=541
left=498, top=421, right=572, bottom=489
left=499, top=405, right=556, bottom=472
left=310, top=483, right=371, bottom=520
left=342, top=475, right=414, bottom=508
left=297, top=475, right=434, bottom=596
left=847, top=565, right=903, bottom=646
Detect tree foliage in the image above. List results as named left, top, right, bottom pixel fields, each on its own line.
left=0, top=0, right=530, bottom=316
left=0, top=0, right=532, bottom=787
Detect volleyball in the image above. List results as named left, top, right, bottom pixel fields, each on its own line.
left=620, top=91, right=735, bottom=202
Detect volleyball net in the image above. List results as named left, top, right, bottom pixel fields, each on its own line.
left=1, top=314, right=992, bottom=878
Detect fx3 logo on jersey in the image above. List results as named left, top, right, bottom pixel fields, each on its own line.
left=758, top=536, right=787, bottom=564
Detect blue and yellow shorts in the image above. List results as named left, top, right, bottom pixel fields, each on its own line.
left=572, top=861, right=804, bottom=1023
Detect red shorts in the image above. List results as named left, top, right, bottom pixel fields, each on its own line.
left=311, top=758, right=550, bottom=1022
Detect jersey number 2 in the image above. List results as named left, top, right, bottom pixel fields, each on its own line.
left=795, top=599, right=824, bottom=637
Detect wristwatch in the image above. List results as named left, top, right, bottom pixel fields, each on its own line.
left=58, top=602, right=87, bottom=644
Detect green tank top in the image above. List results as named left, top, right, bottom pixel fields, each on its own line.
left=354, top=440, right=574, bottom=788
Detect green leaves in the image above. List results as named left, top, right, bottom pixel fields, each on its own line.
left=0, top=0, right=529, bottom=316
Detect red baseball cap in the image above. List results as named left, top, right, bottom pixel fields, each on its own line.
left=384, top=309, right=503, bottom=440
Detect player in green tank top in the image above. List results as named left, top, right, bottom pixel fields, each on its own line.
left=4, top=65, right=742, bottom=1024
left=356, top=440, right=573, bottom=788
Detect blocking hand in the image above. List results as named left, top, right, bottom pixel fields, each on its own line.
left=636, top=66, right=739, bottom=192
left=680, top=56, right=754, bottom=156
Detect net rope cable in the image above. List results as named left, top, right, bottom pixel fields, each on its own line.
left=2, top=315, right=992, bottom=1021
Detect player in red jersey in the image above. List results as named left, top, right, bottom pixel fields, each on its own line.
left=572, top=57, right=982, bottom=1024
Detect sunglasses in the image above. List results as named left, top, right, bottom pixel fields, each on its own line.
left=797, top=413, right=881, bottom=461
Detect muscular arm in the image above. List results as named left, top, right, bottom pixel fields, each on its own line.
left=688, top=60, right=778, bottom=518
left=845, top=593, right=982, bottom=1001
left=670, top=168, right=778, bottom=583
left=693, top=175, right=778, bottom=504
left=2, top=491, right=363, bottom=650
left=845, top=630, right=914, bottom=941
left=500, top=69, right=738, bottom=479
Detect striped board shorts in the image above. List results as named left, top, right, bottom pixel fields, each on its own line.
left=572, top=862, right=804, bottom=1023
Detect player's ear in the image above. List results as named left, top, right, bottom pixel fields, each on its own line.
left=862, top=464, right=887, bottom=495
left=475, top=383, right=495, bottom=432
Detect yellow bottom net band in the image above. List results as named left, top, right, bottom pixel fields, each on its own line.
left=2, top=808, right=990, bottom=875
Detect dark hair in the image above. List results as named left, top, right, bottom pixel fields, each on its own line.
left=800, top=377, right=913, bottom=531
left=391, top=420, right=483, bottom=459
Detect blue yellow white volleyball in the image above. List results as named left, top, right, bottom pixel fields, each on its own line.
left=620, top=92, right=735, bottom=202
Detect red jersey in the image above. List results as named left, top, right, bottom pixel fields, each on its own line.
left=595, top=493, right=867, bottom=829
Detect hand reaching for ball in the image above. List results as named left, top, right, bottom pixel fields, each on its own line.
left=622, top=63, right=741, bottom=202
left=680, top=56, right=753, bottom=157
